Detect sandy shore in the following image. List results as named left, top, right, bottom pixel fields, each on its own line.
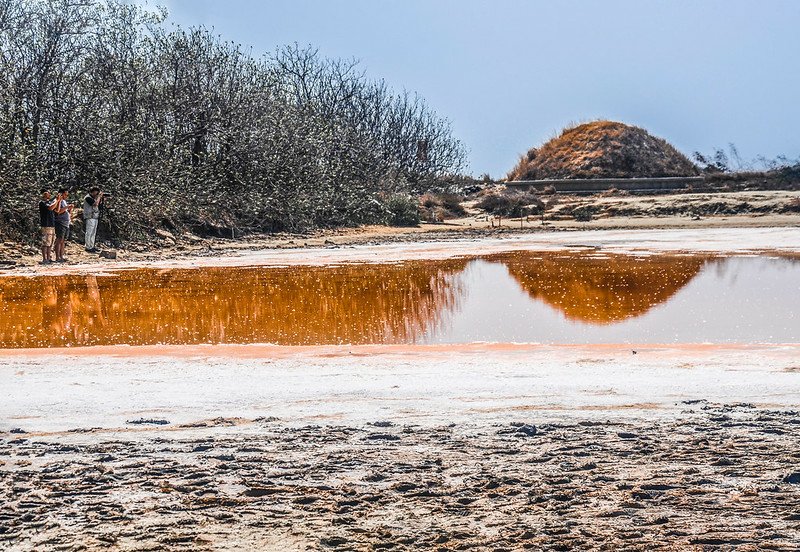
left=4, top=225, right=800, bottom=277
left=2, top=343, right=800, bottom=431
left=2, top=189, right=799, bottom=273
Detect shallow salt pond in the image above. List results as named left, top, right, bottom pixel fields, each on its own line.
left=0, top=252, right=798, bottom=347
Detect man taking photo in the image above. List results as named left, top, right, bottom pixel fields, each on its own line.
left=53, top=188, right=74, bottom=263
left=83, top=186, right=104, bottom=253
left=38, top=188, right=58, bottom=264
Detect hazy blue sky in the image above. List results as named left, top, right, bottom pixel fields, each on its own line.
left=162, top=0, right=800, bottom=177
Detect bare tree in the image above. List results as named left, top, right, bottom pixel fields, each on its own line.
left=0, top=0, right=466, bottom=243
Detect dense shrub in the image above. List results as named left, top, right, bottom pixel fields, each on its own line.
left=475, top=191, right=543, bottom=218
left=776, top=164, right=800, bottom=183
left=385, top=194, right=421, bottom=227
left=572, top=206, right=595, bottom=222
left=0, top=0, right=465, bottom=243
left=420, top=193, right=466, bottom=221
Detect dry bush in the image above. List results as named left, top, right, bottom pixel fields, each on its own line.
left=420, top=193, right=466, bottom=220
left=475, top=191, right=544, bottom=218
left=572, top=206, right=596, bottom=222
left=385, top=194, right=421, bottom=227
left=473, top=186, right=500, bottom=199
left=596, top=187, right=628, bottom=198
left=784, top=197, right=800, bottom=212
left=704, top=171, right=764, bottom=183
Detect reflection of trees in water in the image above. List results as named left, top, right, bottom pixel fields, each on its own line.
left=2, top=276, right=76, bottom=346
left=5, top=251, right=769, bottom=347
left=0, top=260, right=468, bottom=347
left=494, top=252, right=711, bottom=324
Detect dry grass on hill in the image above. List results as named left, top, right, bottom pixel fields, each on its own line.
left=508, top=121, right=700, bottom=181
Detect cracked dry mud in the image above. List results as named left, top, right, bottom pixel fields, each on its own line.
left=2, top=403, right=800, bottom=551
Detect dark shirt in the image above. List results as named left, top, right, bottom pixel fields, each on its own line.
left=39, top=200, right=55, bottom=227
left=85, top=195, right=96, bottom=206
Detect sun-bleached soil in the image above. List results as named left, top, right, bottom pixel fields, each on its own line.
left=2, top=403, right=800, bottom=551
left=2, top=343, right=800, bottom=551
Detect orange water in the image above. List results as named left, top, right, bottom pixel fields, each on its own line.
left=0, top=253, right=797, bottom=347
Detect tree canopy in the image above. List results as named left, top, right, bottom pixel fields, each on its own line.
left=0, top=0, right=466, bottom=242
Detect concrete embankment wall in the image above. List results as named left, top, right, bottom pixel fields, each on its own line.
left=506, top=176, right=705, bottom=194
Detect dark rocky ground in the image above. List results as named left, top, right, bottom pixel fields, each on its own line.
left=2, top=403, right=799, bottom=551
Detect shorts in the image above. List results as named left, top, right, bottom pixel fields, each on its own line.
left=41, top=227, right=55, bottom=248
left=55, top=223, right=70, bottom=240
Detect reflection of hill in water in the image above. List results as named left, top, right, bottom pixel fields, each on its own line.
left=495, top=252, right=709, bottom=324
left=0, top=260, right=468, bottom=348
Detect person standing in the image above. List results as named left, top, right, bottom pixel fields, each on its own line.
left=53, top=188, right=74, bottom=263
left=83, top=186, right=104, bottom=253
left=38, top=188, right=57, bottom=264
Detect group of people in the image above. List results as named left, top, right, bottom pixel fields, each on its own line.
left=38, top=187, right=106, bottom=264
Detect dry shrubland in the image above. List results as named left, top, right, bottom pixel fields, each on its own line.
left=475, top=191, right=544, bottom=218
left=0, top=0, right=466, bottom=245
left=420, top=193, right=466, bottom=221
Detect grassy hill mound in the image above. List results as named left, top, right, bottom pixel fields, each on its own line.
left=508, top=121, right=699, bottom=180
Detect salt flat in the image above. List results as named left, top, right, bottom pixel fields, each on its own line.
left=1, top=343, right=799, bottom=434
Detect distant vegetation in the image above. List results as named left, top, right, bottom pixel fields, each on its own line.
left=475, top=191, right=542, bottom=218
left=693, top=144, right=800, bottom=189
left=0, top=0, right=466, bottom=244
left=506, top=120, right=799, bottom=197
